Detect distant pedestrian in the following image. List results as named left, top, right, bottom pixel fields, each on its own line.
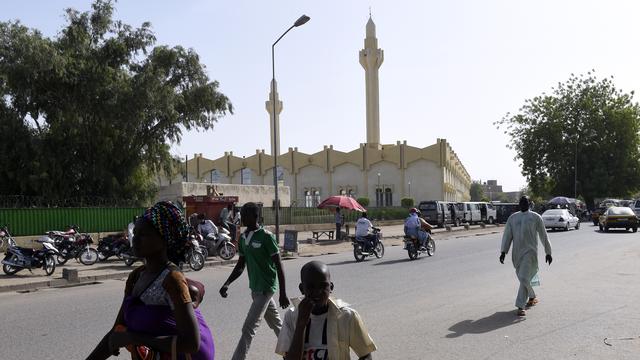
left=335, top=208, right=343, bottom=240
left=219, top=202, right=290, bottom=360
left=86, top=201, right=215, bottom=360
left=500, top=196, right=553, bottom=317
left=276, top=260, right=377, bottom=359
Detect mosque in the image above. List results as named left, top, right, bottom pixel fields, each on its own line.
left=171, top=17, right=471, bottom=207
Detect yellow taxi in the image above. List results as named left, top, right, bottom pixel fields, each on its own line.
left=599, top=206, right=639, bottom=232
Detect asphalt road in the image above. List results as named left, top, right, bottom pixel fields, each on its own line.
left=2, top=224, right=640, bottom=359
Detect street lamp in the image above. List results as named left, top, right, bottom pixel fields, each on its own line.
left=377, top=172, right=381, bottom=207
left=408, top=181, right=411, bottom=198
left=271, top=14, right=310, bottom=245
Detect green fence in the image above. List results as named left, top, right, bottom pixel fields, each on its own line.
left=0, top=207, right=146, bottom=236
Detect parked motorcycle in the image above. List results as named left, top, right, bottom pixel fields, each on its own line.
left=0, top=226, right=14, bottom=251
left=52, top=230, right=99, bottom=265
left=196, top=227, right=237, bottom=261
left=97, top=233, right=130, bottom=261
left=403, top=230, right=436, bottom=260
left=121, top=248, right=143, bottom=267
left=352, top=227, right=384, bottom=262
left=2, top=235, right=61, bottom=276
left=180, top=235, right=205, bottom=271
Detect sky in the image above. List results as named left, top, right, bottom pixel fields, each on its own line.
left=4, top=0, right=640, bottom=191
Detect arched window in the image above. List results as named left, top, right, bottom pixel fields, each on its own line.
left=240, top=168, right=252, bottom=185
left=313, top=190, right=321, bottom=207
left=211, top=169, right=221, bottom=183
left=305, top=190, right=312, bottom=208
left=384, top=188, right=393, bottom=207
left=348, top=189, right=355, bottom=198
left=375, top=188, right=383, bottom=207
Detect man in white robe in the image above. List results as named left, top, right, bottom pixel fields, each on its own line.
left=500, top=196, right=553, bottom=316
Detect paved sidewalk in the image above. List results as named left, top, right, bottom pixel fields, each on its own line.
left=0, top=223, right=501, bottom=293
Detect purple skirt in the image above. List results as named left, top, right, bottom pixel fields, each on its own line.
left=122, top=296, right=215, bottom=360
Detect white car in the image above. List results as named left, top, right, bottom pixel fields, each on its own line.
left=541, top=209, right=580, bottom=231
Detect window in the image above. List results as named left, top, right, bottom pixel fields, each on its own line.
left=240, top=168, right=252, bottom=185
left=348, top=189, right=355, bottom=198
left=339, top=189, right=346, bottom=196
left=375, top=188, right=383, bottom=207
left=313, top=190, right=321, bottom=207
left=384, top=188, right=393, bottom=207
left=305, top=191, right=312, bottom=208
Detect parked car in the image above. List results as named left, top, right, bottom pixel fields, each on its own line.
left=478, top=202, right=497, bottom=224
left=599, top=206, right=639, bottom=232
left=541, top=209, right=580, bottom=231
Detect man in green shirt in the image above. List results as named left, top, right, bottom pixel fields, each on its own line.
left=220, top=202, right=290, bottom=360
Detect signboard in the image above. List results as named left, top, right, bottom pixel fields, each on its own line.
left=283, top=230, right=298, bottom=252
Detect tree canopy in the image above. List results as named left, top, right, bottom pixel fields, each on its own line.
left=469, top=182, right=485, bottom=201
left=0, top=0, right=232, bottom=205
left=495, top=71, right=640, bottom=207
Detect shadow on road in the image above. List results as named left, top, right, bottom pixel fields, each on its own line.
left=446, top=311, right=524, bottom=338
left=325, top=260, right=357, bottom=266
left=373, top=257, right=425, bottom=266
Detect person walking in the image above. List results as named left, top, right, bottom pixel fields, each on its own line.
left=86, top=201, right=215, bottom=360
left=219, top=202, right=290, bottom=360
left=500, top=196, right=553, bottom=317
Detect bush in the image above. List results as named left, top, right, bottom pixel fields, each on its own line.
left=400, top=197, right=415, bottom=208
left=357, top=197, right=370, bottom=207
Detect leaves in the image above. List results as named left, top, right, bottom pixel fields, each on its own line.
left=0, top=0, right=232, bottom=205
left=496, top=72, right=640, bottom=206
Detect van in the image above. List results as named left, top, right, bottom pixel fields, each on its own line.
left=494, top=203, right=519, bottom=223
left=462, top=202, right=482, bottom=224
left=633, top=199, right=640, bottom=217
left=418, top=201, right=453, bottom=227
left=479, top=202, right=497, bottom=224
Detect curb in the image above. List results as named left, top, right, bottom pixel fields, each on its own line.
left=0, top=258, right=239, bottom=294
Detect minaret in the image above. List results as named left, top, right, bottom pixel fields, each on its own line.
left=265, top=79, right=283, bottom=156
left=359, top=16, right=384, bottom=149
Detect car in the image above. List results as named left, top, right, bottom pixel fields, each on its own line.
left=541, top=209, right=580, bottom=231
left=633, top=199, right=640, bottom=218
left=599, top=206, right=639, bottom=232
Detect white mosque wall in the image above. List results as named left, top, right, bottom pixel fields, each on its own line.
left=405, top=159, right=443, bottom=202
left=296, top=165, right=327, bottom=204
left=332, top=163, right=364, bottom=198
left=367, top=161, right=402, bottom=206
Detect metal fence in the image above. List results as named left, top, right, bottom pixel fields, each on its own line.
left=260, top=207, right=408, bottom=226
left=0, top=195, right=141, bottom=208
left=0, top=207, right=146, bottom=236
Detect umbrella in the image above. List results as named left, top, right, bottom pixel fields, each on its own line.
left=317, top=196, right=367, bottom=212
left=548, top=196, right=573, bottom=205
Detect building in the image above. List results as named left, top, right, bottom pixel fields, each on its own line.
left=166, top=16, right=471, bottom=207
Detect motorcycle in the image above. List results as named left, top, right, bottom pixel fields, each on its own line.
left=181, top=235, right=205, bottom=271
left=352, top=227, right=384, bottom=262
left=0, top=226, right=14, bottom=251
left=196, top=227, right=237, bottom=261
left=51, top=230, right=99, bottom=266
left=403, top=229, right=436, bottom=260
left=2, top=235, right=61, bottom=276
left=97, top=233, right=130, bottom=261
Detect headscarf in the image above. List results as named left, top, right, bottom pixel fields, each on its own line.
left=141, top=201, right=189, bottom=263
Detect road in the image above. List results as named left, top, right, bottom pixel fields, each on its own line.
left=2, top=224, right=640, bottom=359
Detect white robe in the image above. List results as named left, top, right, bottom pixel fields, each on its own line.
left=501, top=211, right=552, bottom=308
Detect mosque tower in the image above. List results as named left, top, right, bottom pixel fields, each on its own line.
left=359, top=16, right=384, bottom=149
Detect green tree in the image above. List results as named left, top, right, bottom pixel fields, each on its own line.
left=470, top=182, right=485, bottom=201
left=0, top=0, right=232, bottom=205
left=400, top=197, right=414, bottom=208
left=495, top=72, right=640, bottom=207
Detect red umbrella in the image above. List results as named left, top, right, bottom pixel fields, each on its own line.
left=317, top=196, right=367, bottom=212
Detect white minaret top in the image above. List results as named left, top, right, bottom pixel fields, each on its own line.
left=359, top=16, right=384, bottom=148
left=265, top=79, right=283, bottom=156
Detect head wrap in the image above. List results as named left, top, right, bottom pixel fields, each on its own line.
left=141, top=201, right=188, bottom=262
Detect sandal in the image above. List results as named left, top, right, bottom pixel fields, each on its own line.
left=517, top=308, right=526, bottom=317
left=526, top=298, right=539, bottom=308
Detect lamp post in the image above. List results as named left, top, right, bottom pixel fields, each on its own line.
left=271, top=14, right=310, bottom=244
left=377, top=172, right=381, bottom=207
left=408, top=181, right=411, bottom=198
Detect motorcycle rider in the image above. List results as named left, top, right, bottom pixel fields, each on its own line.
left=355, top=212, right=376, bottom=251
left=404, top=208, right=428, bottom=251
left=197, top=213, right=218, bottom=239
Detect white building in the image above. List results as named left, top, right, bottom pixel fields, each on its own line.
left=164, top=16, right=471, bottom=207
